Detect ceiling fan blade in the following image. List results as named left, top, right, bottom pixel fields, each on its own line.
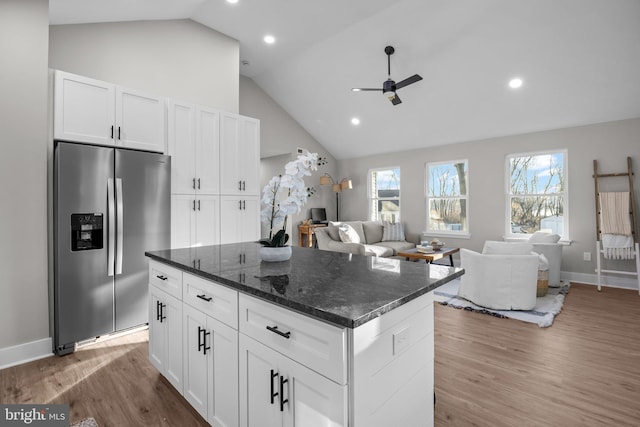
left=352, top=88, right=382, bottom=92
left=390, top=93, right=402, bottom=105
left=395, top=74, right=423, bottom=90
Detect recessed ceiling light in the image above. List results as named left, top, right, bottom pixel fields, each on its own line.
left=351, top=118, right=360, bottom=125
left=352, top=88, right=361, bottom=92
left=508, top=78, right=523, bottom=89
left=263, top=35, right=276, bottom=44
left=226, top=0, right=238, bottom=3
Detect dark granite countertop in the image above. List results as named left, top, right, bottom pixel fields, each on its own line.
left=146, top=242, right=464, bottom=329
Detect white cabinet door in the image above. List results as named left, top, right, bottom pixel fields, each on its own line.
left=241, top=197, right=260, bottom=243
left=207, top=315, right=239, bottom=427
left=193, top=195, right=220, bottom=247
left=240, top=333, right=347, bottom=427
left=196, top=107, right=220, bottom=195
left=240, top=117, right=260, bottom=195
left=239, top=334, right=284, bottom=427
left=149, top=286, right=183, bottom=394
left=220, top=196, right=260, bottom=244
left=183, top=304, right=239, bottom=427
left=171, top=195, right=195, bottom=249
left=183, top=305, right=209, bottom=419
left=283, top=355, right=347, bottom=427
left=220, top=113, right=241, bottom=195
left=116, top=86, right=166, bottom=153
left=54, top=71, right=115, bottom=146
left=168, top=101, right=196, bottom=195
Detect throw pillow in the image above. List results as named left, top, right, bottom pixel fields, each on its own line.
left=382, top=221, right=405, bottom=242
left=338, top=224, right=361, bottom=243
left=482, top=241, right=533, bottom=255
left=528, top=231, right=561, bottom=243
left=327, top=221, right=341, bottom=241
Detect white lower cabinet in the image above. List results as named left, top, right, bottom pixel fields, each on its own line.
left=148, top=285, right=183, bottom=394
left=239, top=334, right=347, bottom=427
left=183, top=303, right=238, bottom=427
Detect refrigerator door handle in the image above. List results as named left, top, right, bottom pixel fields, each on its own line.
left=116, top=178, right=124, bottom=275
left=107, top=178, right=115, bottom=277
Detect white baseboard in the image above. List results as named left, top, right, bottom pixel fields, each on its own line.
left=561, top=271, right=639, bottom=290
left=0, top=337, right=53, bottom=370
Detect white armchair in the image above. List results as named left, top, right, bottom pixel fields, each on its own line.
left=458, top=244, right=540, bottom=310
left=528, top=232, right=563, bottom=287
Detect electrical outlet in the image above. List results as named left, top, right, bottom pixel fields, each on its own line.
left=583, top=252, right=591, bottom=261
left=393, top=327, right=411, bottom=355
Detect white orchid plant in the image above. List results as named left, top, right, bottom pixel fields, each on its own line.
left=260, top=150, right=326, bottom=247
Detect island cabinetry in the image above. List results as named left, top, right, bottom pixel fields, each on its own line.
left=219, top=113, right=260, bottom=196
left=54, top=70, right=165, bottom=153
left=148, top=261, right=184, bottom=393
left=238, top=294, right=348, bottom=427
left=220, top=196, right=259, bottom=244
left=182, top=273, right=239, bottom=427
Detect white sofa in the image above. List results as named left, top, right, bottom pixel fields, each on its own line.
left=314, top=220, right=415, bottom=257
left=458, top=242, right=540, bottom=310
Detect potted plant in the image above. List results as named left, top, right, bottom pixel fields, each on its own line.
left=259, top=150, right=325, bottom=261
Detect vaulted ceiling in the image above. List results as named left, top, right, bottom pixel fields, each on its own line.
left=50, top=0, right=640, bottom=159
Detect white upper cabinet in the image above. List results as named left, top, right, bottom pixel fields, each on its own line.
left=54, top=71, right=115, bottom=146
left=168, top=100, right=220, bottom=195
left=220, top=112, right=260, bottom=196
left=53, top=70, right=165, bottom=153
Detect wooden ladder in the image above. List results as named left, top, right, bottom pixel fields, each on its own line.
left=593, top=157, right=640, bottom=294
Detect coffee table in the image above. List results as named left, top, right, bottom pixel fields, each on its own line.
left=397, top=247, right=460, bottom=266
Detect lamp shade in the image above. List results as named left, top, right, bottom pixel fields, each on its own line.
left=331, top=183, right=342, bottom=193
left=320, top=174, right=332, bottom=185
left=340, top=179, right=353, bottom=190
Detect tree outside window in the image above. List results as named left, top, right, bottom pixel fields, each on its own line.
left=369, top=167, right=400, bottom=222
left=426, top=160, right=468, bottom=234
left=507, top=151, right=566, bottom=236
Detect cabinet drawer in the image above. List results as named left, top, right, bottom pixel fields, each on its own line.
left=183, top=273, right=238, bottom=329
left=239, top=294, right=347, bottom=384
left=149, top=261, right=182, bottom=300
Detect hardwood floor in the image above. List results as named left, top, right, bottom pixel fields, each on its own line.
left=1, top=283, right=638, bottom=426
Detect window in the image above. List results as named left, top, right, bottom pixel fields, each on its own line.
left=507, top=150, right=567, bottom=237
left=426, top=160, right=469, bottom=235
left=369, top=167, right=400, bottom=222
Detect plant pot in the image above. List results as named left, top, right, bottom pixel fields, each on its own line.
left=259, top=246, right=292, bottom=262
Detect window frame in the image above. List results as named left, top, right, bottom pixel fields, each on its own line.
left=425, top=159, right=470, bottom=238
left=504, top=149, right=569, bottom=241
left=368, top=166, right=401, bottom=223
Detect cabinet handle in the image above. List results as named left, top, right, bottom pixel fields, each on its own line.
left=156, top=275, right=167, bottom=281
left=193, top=178, right=196, bottom=189
left=160, top=303, right=166, bottom=322
left=198, top=200, right=201, bottom=211
left=197, top=178, right=201, bottom=189
left=118, top=126, right=121, bottom=140
left=197, top=326, right=205, bottom=353
left=111, top=125, right=114, bottom=139
left=203, top=330, right=211, bottom=355
left=196, top=294, right=212, bottom=302
left=243, top=180, right=246, bottom=191
left=156, top=300, right=162, bottom=321
left=242, top=200, right=246, bottom=210
left=243, top=253, right=246, bottom=263
left=279, top=375, right=289, bottom=412
left=266, top=325, right=291, bottom=339
left=270, top=370, right=279, bottom=404
left=193, top=200, right=196, bottom=211
left=238, top=200, right=242, bottom=210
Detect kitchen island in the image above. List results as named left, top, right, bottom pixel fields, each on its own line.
left=146, top=242, right=463, bottom=427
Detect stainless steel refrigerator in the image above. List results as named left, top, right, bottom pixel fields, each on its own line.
left=54, top=142, right=170, bottom=355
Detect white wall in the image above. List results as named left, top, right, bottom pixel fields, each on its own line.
left=0, top=0, right=50, bottom=350
left=49, top=20, right=239, bottom=113
left=240, top=76, right=338, bottom=244
left=338, top=117, right=640, bottom=276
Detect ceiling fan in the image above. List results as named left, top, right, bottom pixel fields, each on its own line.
left=352, top=46, right=423, bottom=106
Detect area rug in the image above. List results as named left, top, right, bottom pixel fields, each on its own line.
left=71, top=417, right=99, bottom=427
left=434, top=278, right=570, bottom=327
